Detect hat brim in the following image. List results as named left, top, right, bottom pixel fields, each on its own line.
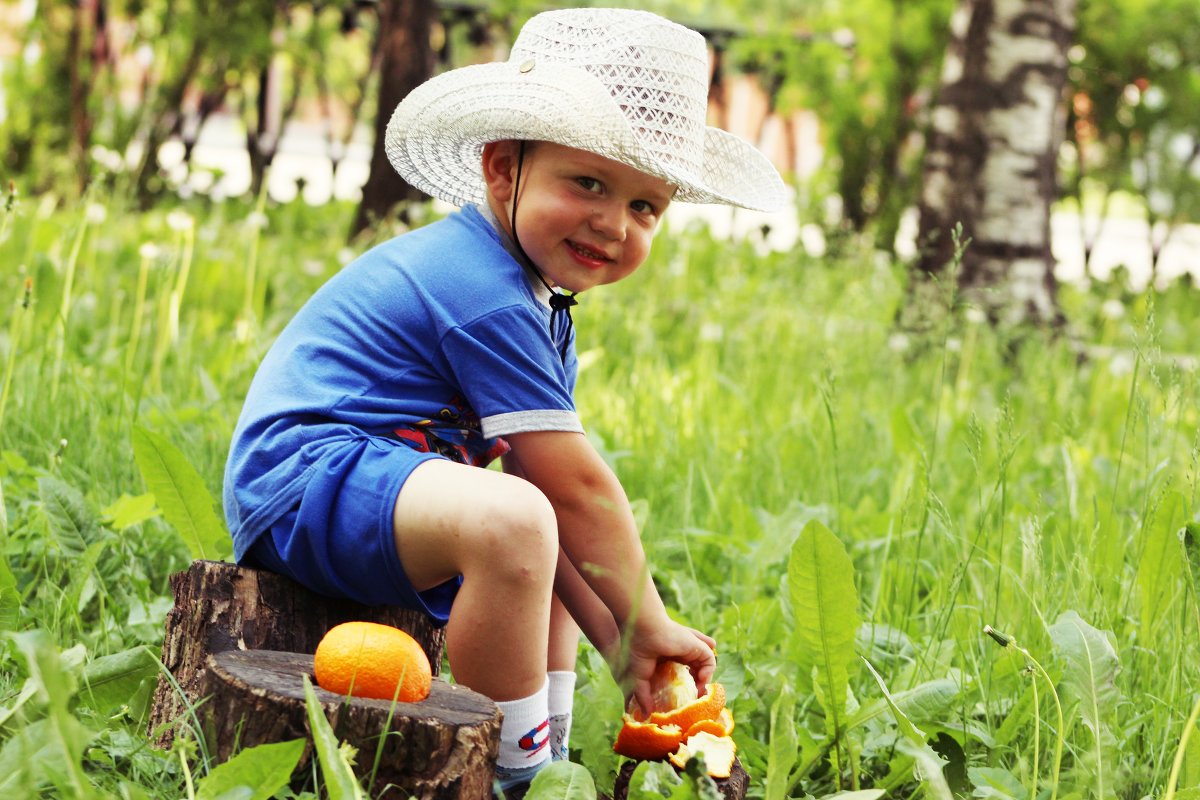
left=385, top=61, right=788, bottom=212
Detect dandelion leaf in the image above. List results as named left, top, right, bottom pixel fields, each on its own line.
left=967, top=766, right=1025, bottom=799
left=79, top=645, right=160, bottom=715
left=195, top=738, right=305, bottom=800
left=1048, top=610, right=1121, bottom=739
left=787, top=519, right=860, bottom=735
left=526, top=761, right=596, bottom=800
left=862, top=658, right=952, bottom=800
left=38, top=476, right=96, bottom=555
left=628, top=760, right=682, bottom=798
left=132, top=426, right=230, bottom=561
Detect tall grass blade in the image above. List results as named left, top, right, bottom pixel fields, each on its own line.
left=787, top=519, right=860, bottom=770
left=0, top=479, right=16, bottom=631
left=302, top=675, right=365, bottom=800
left=131, top=426, right=230, bottom=561
left=1137, top=490, right=1185, bottom=637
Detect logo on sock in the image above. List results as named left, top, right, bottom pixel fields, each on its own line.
left=518, top=719, right=550, bottom=758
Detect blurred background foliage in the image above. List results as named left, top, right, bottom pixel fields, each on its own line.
left=1, top=0, right=1198, bottom=251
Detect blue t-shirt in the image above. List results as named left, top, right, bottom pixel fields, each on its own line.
left=223, top=205, right=581, bottom=560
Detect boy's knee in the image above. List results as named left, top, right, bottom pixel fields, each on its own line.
left=469, top=479, right=558, bottom=579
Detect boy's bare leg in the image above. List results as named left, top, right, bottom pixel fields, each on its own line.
left=392, top=459, right=558, bottom=702
left=548, top=591, right=580, bottom=672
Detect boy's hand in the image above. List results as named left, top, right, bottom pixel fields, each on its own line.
left=625, top=619, right=717, bottom=713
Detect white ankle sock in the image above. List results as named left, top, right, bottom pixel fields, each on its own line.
left=496, top=679, right=551, bottom=771
left=547, top=670, right=576, bottom=761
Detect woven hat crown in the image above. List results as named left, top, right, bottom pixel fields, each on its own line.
left=384, top=7, right=787, bottom=211
left=508, top=9, right=710, bottom=178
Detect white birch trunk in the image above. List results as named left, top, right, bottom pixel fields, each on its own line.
left=912, top=0, right=1077, bottom=326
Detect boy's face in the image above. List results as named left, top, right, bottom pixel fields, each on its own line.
left=483, top=141, right=675, bottom=294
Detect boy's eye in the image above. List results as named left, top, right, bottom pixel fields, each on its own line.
left=576, top=177, right=602, bottom=193
left=631, top=200, right=657, bottom=216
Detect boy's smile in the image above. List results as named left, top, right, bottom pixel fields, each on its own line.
left=484, top=141, right=675, bottom=294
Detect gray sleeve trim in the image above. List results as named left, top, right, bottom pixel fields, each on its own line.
left=482, top=410, right=584, bottom=438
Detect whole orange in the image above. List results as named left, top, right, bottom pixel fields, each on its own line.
left=313, top=621, right=432, bottom=702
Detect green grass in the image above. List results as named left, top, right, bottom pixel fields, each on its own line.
left=0, top=187, right=1198, bottom=798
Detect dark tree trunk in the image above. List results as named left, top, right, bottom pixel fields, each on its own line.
left=910, top=0, right=1076, bottom=327
left=350, top=0, right=437, bottom=239
left=609, top=758, right=748, bottom=800
left=147, top=559, right=446, bottom=750
left=203, top=650, right=500, bottom=799
left=68, top=0, right=102, bottom=194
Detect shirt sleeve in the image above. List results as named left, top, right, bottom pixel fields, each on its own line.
left=441, top=305, right=583, bottom=439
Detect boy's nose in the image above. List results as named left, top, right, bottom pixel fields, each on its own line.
left=590, top=205, right=627, bottom=241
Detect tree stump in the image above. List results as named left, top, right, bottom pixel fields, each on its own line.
left=610, top=757, right=749, bottom=800
left=203, top=650, right=500, bottom=799
left=148, top=559, right=446, bottom=748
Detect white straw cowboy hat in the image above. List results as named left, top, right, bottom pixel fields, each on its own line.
left=385, top=7, right=788, bottom=212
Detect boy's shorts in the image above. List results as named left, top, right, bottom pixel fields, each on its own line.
left=241, top=437, right=460, bottom=625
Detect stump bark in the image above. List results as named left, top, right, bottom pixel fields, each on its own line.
left=611, top=757, right=749, bottom=800
left=148, top=559, right=446, bottom=748
left=203, top=650, right=500, bottom=799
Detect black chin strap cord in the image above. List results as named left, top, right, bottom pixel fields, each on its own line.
left=511, top=141, right=578, bottom=363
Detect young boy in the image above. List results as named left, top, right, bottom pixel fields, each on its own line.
left=223, top=7, right=785, bottom=794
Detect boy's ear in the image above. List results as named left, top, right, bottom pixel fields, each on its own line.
left=481, top=140, right=521, bottom=202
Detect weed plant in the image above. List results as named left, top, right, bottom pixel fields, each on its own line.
left=0, top=187, right=1197, bottom=798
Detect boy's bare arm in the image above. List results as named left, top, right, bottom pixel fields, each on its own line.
left=503, top=430, right=716, bottom=703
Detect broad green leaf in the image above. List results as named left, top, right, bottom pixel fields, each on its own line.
left=1138, top=490, right=1185, bottom=636
left=131, top=426, right=229, bottom=561
left=787, top=519, right=860, bottom=738
left=303, top=675, right=365, bottom=800
left=0, top=680, right=38, bottom=730
left=862, top=658, right=951, bottom=800
left=1048, top=610, right=1121, bottom=738
left=1181, top=523, right=1200, bottom=600
left=1185, top=724, right=1200, bottom=789
left=0, top=478, right=7, bottom=538
left=967, top=766, right=1025, bottom=799
left=822, top=792, right=886, bottom=800
left=526, top=761, right=597, bottom=800
left=845, top=677, right=960, bottom=731
left=102, top=492, right=160, bottom=530
left=79, top=646, right=160, bottom=714
left=0, top=554, right=17, bottom=632
left=628, top=760, right=683, bottom=798
left=38, top=476, right=95, bottom=555
left=764, top=683, right=797, bottom=800
left=677, top=757, right=722, bottom=800
left=195, top=738, right=305, bottom=800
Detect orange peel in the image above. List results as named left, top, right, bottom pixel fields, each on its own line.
left=685, top=707, right=734, bottom=739
left=612, top=714, right=683, bottom=761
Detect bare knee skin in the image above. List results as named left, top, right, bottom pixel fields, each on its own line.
left=393, top=459, right=558, bottom=700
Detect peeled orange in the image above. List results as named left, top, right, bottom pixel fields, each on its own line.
left=613, top=660, right=736, bottom=778
left=314, top=621, right=432, bottom=702
left=667, top=731, right=737, bottom=779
